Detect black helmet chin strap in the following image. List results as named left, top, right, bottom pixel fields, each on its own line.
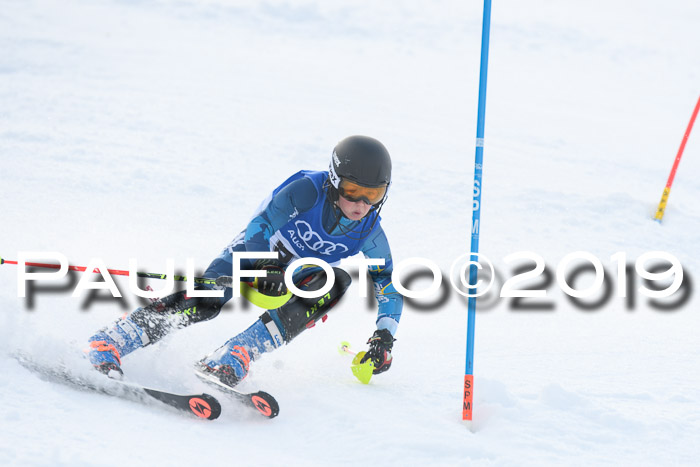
left=329, top=199, right=384, bottom=241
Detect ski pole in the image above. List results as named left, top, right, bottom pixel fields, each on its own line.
left=338, top=341, right=374, bottom=384
left=338, top=341, right=356, bottom=356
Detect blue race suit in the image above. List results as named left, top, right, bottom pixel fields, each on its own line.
left=205, top=170, right=403, bottom=336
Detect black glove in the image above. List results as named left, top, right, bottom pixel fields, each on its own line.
left=253, top=259, right=287, bottom=297
left=360, top=329, right=395, bottom=374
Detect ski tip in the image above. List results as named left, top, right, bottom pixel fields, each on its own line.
left=188, top=394, right=222, bottom=420
left=250, top=391, right=280, bottom=419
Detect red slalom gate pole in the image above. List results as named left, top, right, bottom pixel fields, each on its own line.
left=0, top=257, right=216, bottom=285
left=1, top=258, right=128, bottom=275
left=654, top=95, right=700, bottom=222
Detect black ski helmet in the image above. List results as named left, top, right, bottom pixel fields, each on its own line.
left=328, top=135, right=392, bottom=205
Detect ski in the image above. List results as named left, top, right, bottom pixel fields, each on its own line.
left=14, top=353, right=222, bottom=420
left=215, top=386, right=279, bottom=419
left=195, top=371, right=279, bottom=419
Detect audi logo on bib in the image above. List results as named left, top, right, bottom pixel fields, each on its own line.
left=295, top=220, right=349, bottom=255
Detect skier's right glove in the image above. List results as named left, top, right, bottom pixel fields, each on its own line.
left=360, top=329, right=395, bottom=374
left=253, top=259, right=288, bottom=297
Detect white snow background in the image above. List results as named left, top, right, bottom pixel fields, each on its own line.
left=1, top=0, right=700, bottom=465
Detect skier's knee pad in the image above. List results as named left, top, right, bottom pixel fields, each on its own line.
left=270, top=267, right=352, bottom=343
left=130, top=289, right=222, bottom=344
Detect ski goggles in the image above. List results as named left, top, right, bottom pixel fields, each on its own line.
left=338, top=179, right=388, bottom=205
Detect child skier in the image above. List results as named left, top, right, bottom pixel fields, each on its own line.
left=86, top=135, right=403, bottom=389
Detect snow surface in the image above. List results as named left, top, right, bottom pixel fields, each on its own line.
left=1, top=0, right=700, bottom=465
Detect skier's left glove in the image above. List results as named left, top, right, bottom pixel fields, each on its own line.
left=360, top=329, right=395, bottom=374
left=253, top=259, right=288, bottom=297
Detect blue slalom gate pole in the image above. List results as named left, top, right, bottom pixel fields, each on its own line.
left=463, top=0, right=492, bottom=428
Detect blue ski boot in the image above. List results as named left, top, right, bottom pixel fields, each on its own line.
left=86, top=311, right=150, bottom=377
left=195, top=314, right=283, bottom=389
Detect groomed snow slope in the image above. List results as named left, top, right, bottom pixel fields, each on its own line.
left=1, top=1, right=699, bottom=465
